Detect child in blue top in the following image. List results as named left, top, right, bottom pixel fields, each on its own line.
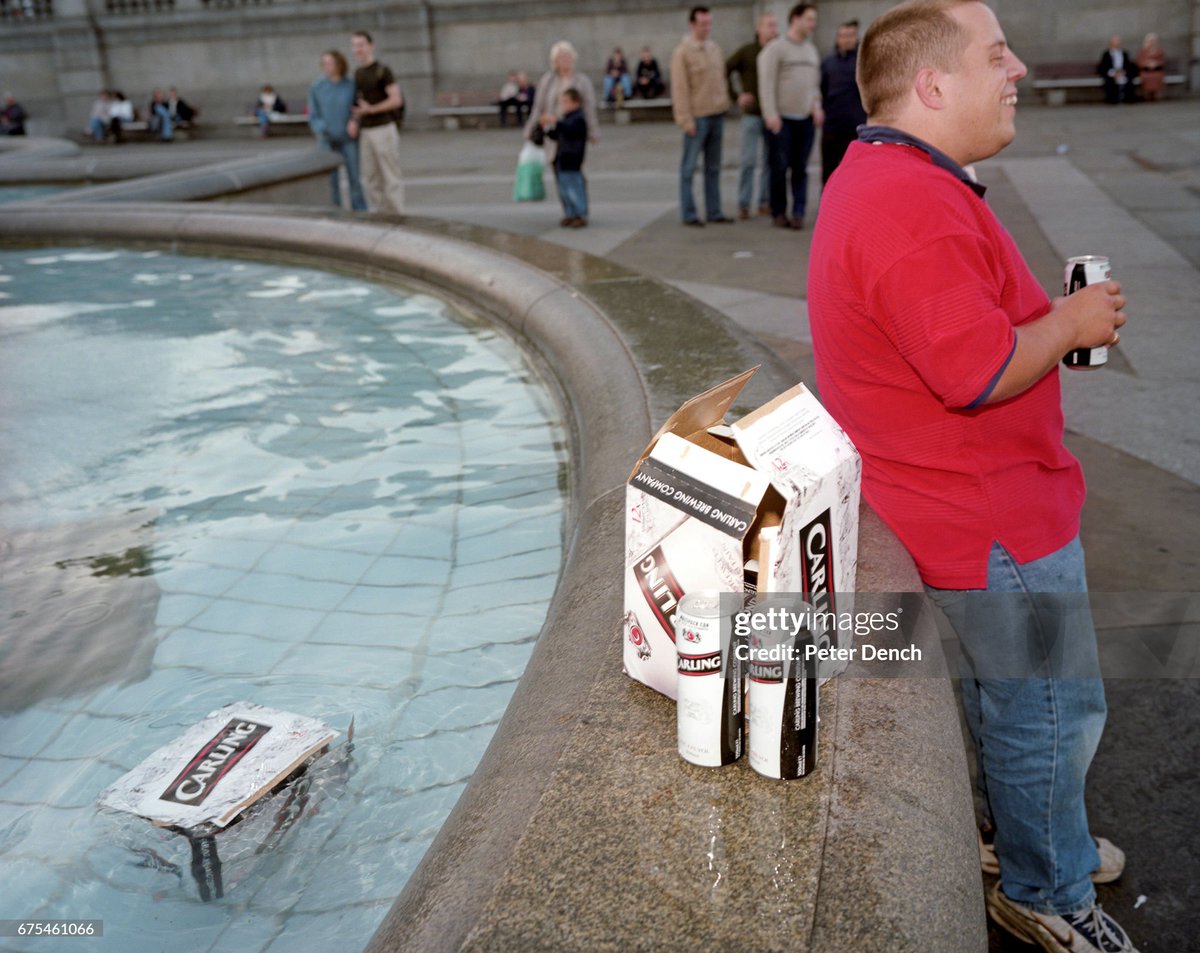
left=542, top=88, right=589, bottom=228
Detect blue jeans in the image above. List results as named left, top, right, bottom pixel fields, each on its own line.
left=324, top=136, right=366, bottom=211
left=150, top=103, right=173, bottom=141
left=555, top=168, right=587, bottom=219
left=925, top=537, right=1106, bottom=916
left=765, top=115, right=815, bottom=220
left=679, top=113, right=724, bottom=223
left=89, top=117, right=107, bottom=142
left=737, top=114, right=769, bottom=212
left=603, top=74, right=633, bottom=101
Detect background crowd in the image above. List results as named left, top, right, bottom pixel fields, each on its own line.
left=56, top=8, right=1176, bottom=234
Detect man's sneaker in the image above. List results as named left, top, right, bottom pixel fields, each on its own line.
left=978, top=824, right=1125, bottom=883
left=987, top=882, right=1140, bottom=952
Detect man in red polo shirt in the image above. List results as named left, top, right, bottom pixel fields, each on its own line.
left=809, top=2, right=1135, bottom=952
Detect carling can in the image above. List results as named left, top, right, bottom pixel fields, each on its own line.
left=746, top=596, right=819, bottom=780
left=1062, top=255, right=1112, bottom=370
left=676, top=591, right=743, bottom=767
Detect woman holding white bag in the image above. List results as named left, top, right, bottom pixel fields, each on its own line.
left=522, top=41, right=600, bottom=226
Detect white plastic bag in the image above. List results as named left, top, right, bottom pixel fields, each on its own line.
left=514, top=142, right=547, bottom=202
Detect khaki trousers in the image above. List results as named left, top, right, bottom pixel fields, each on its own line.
left=358, top=123, right=405, bottom=213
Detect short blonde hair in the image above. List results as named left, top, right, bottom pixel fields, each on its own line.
left=549, top=41, right=578, bottom=68
left=857, top=0, right=975, bottom=120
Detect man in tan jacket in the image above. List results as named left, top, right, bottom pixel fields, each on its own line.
left=671, top=6, right=733, bottom=225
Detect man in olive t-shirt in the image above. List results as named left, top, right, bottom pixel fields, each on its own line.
left=348, top=30, right=405, bottom=213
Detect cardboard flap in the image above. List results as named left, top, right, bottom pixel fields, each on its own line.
left=731, top=382, right=858, bottom=493
left=734, top=382, right=809, bottom=430
left=629, top=367, right=759, bottom=479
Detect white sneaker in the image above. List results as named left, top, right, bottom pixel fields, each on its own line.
left=978, top=825, right=1125, bottom=883
left=987, top=882, right=1140, bottom=953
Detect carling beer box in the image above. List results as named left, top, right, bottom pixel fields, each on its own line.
left=98, top=702, right=352, bottom=902
left=624, top=368, right=861, bottom=699
left=99, top=701, right=339, bottom=834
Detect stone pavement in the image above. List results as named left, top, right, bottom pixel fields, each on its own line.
left=59, top=99, right=1200, bottom=950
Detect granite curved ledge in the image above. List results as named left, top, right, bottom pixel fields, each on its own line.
left=0, top=203, right=984, bottom=953
left=0, top=136, right=82, bottom=161
left=3, top=149, right=339, bottom=202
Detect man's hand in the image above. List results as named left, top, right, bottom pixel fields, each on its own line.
left=737, top=92, right=756, bottom=109
left=350, top=98, right=370, bottom=119
left=1051, top=279, right=1126, bottom=349
left=764, top=115, right=782, bottom=134
left=346, top=119, right=359, bottom=139
left=812, top=103, right=825, bottom=128
left=985, top=280, right=1126, bottom=404
left=683, top=120, right=696, bottom=137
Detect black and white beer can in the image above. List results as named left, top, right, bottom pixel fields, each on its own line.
left=1062, top=255, right=1112, bottom=370
left=676, top=591, right=743, bottom=767
left=746, top=596, right=819, bottom=780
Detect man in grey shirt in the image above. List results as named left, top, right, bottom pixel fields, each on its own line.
left=758, top=3, right=824, bottom=228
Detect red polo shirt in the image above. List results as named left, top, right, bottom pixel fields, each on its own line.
left=809, top=140, right=1085, bottom=589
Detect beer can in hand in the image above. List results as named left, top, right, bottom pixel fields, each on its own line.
left=676, top=591, right=743, bottom=767
left=1062, top=255, right=1112, bottom=370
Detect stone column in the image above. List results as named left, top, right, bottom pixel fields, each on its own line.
left=50, top=0, right=109, bottom=135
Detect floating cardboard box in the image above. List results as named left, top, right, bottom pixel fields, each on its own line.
left=99, top=701, right=339, bottom=835
left=99, top=702, right=348, bottom=901
left=623, top=369, right=861, bottom=699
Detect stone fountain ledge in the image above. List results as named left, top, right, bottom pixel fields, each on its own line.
left=0, top=136, right=83, bottom=162
left=0, top=202, right=984, bottom=953
left=0, top=137, right=339, bottom=200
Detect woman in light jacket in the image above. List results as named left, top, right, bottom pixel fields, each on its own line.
left=524, top=41, right=600, bottom=225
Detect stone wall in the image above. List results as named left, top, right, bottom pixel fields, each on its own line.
left=2, top=0, right=1195, bottom=135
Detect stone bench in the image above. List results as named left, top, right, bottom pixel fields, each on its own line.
left=1031, top=59, right=1185, bottom=105
left=428, top=105, right=505, bottom=130
left=430, top=93, right=675, bottom=129
left=429, top=91, right=508, bottom=130
left=80, top=119, right=199, bottom=143
left=601, top=96, right=673, bottom=124
left=233, top=113, right=312, bottom=135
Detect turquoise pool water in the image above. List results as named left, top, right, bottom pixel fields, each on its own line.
left=0, top=248, right=567, bottom=951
